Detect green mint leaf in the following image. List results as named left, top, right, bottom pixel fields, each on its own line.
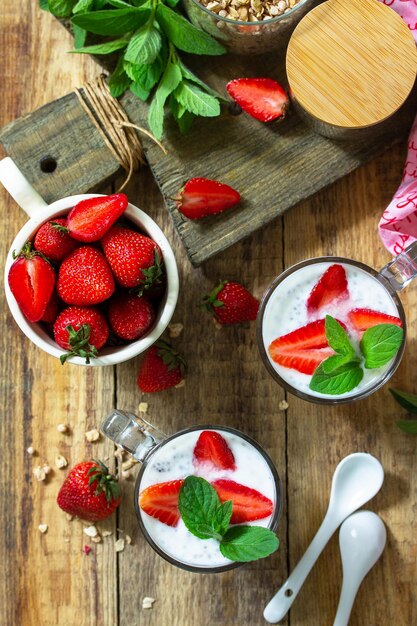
left=390, top=388, right=417, bottom=414
left=73, top=0, right=93, bottom=13
left=71, top=8, right=151, bottom=36
left=72, top=37, right=129, bottom=54
left=94, top=0, right=108, bottom=7
left=361, top=324, right=404, bottom=369
left=73, top=24, right=87, bottom=48
left=310, top=361, right=364, bottom=395
left=130, top=82, right=151, bottom=101
left=396, top=420, right=417, bottom=435
left=321, top=354, right=360, bottom=374
left=165, top=0, right=181, bottom=6
left=148, top=59, right=182, bottom=139
left=179, top=61, right=221, bottom=99
left=108, top=56, right=132, bottom=98
left=213, top=500, right=233, bottom=536
left=325, top=315, right=355, bottom=357
left=170, top=95, right=195, bottom=134
left=48, top=0, right=76, bottom=17
left=125, top=58, right=164, bottom=90
left=220, top=526, right=279, bottom=562
left=156, top=4, right=226, bottom=55
left=124, top=24, right=162, bottom=65
left=39, top=0, right=50, bottom=11
left=106, top=0, right=135, bottom=7
left=178, top=476, right=221, bottom=540
left=173, top=81, right=220, bottom=117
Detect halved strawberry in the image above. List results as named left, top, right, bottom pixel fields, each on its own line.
left=226, top=78, right=289, bottom=123
left=268, top=318, right=340, bottom=375
left=348, top=308, right=403, bottom=331
left=193, top=431, right=236, bottom=471
left=307, top=264, right=349, bottom=314
left=67, top=194, right=128, bottom=242
left=212, top=479, right=273, bottom=523
left=176, top=178, right=241, bottom=220
left=139, top=479, right=184, bottom=527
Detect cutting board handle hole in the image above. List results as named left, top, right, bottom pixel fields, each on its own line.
left=40, top=156, right=57, bottom=173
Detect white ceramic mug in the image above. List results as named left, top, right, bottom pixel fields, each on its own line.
left=0, top=157, right=180, bottom=366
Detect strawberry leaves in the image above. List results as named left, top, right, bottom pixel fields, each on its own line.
left=390, top=388, right=417, bottom=434
left=60, top=323, right=98, bottom=364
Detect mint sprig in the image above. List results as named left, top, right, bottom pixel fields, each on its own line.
left=390, top=388, right=417, bottom=434
left=309, top=315, right=403, bottom=396
left=40, top=0, right=227, bottom=138
left=178, top=476, right=278, bottom=563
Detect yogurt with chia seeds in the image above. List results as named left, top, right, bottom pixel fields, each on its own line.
left=261, top=261, right=402, bottom=400
left=138, top=428, right=279, bottom=569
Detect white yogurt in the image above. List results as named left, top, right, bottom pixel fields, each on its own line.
left=262, top=262, right=401, bottom=400
left=139, top=428, right=277, bottom=569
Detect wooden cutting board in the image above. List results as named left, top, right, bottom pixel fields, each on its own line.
left=0, top=15, right=415, bottom=265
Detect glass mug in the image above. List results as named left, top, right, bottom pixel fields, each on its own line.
left=101, top=410, right=283, bottom=573
left=256, top=245, right=417, bottom=405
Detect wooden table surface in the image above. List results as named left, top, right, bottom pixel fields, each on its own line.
left=1, top=3, right=416, bottom=626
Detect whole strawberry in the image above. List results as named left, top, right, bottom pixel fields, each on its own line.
left=203, top=281, right=259, bottom=325
left=57, top=460, right=120, bottom=522
left=8, top=242, right=56, bottom=322
left=108, top=293, right=155, bottom=341
left=54, top=306, right=109, bottom=364
left=101, top=226, right=163, bottom=292
left=66, top=194, right=128, bottom=242
left=34, top=218, right=79, bottom=262
left=137, top=340, right=186, bottom=393
left=57, top=246, right=115, bottom=306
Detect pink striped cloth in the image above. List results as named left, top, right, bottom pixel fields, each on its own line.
left=377, top=0, right=417, bottom=254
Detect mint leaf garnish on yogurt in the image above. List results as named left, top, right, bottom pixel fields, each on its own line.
left=361, top=324, right=404, bottom=369
left=178, top=476, right=279, bottom=563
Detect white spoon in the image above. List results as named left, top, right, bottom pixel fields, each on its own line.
left=263, top=453, right=384, bottom=624
left=333, top=510, right=386, bottom=626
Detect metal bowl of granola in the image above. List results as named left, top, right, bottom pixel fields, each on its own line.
left=182, top=0, right=317, bottom=55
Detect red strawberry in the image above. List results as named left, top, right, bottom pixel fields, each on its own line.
left=137, top=340, right=186, bottom=393
left=34, top=218, right=79, bottom=262
left=102, top=225, right=163, bottom=292
left=203, top=281, right=259, bottom=325
left=53, top=306, right=109, bottom=364
left=226, top=78, right=289, bottom=122
left=348, top=308, right=403, bottom=331
left=108, top=293, right=155, bottom=341
left=40, top=291, right=61, bottom=323
left=8, top=242, right=56, bottom=322
left=307, top=264, right=349, bottom=314
left=57, top=460, right=120, bottom=522
left=268, top=319, right=337, bottom=375
left=139, top=479, right=184, bottom=527
left=57, top=246, right=115, bottom=306
left=193, top=430, right=236, bottom=471
left=176, top=178, right=241, bottom=220
left=212, top=479, right=274, bottom=523
left=66, top=194, right=128, bottom=242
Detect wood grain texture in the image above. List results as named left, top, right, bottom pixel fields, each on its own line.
left=1, top=2, right=417, bottom=626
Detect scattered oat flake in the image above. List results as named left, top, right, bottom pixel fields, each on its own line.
left=175, top=379, right=185, bottom=389
left=121, top=470, right=132, bottom=480
left=43, top=464, right=51, bottom=475
left=168, top=322, right=184, bottom=338
left=102, top=530, right=112, bottom=537
left=142, top=597, right=156, bottom=610
left=55, top=455, right=68, bottom=469
left=83, top=545, right=92, bottom=555
left=83, top=525, right=98, bottom=538
left=57, top=423, right=68, bottom=433
left=38, top=524, right=48, bottom=534
left=85, top=428, right=100, bottom=442
left=33, top=465, right=46, bottom=482
left=213, top=318, right=223, bottom=330
left=279, top=400, right=289, bottom=411
left=138, top=402, right=148, bottom=413
left=92, top=535, right=102, bottom=544
left=115, top=538, right=125, bottom=552
left=122, top=458, right=138, bottom=471
left=66, top=514, right=74, bottom=521
left=114, top=447, right=125, bottom=459
left=125, top=535, right=132, bottom=545
left=26, top=446, right=35, bottom=455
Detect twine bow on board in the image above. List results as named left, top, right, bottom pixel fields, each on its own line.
left=74, top=74, right=166, bottom=192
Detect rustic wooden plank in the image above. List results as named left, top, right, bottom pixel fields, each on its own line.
left=114, top=173, right=289, bottom=626
left=283, top=148, right=417, bottom=625
left=0, top=4, right=118, bottom=626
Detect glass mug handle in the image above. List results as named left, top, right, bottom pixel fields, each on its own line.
left=100, top=410, right=166, bottom=462
left=379, top=242, right=417, bottom=291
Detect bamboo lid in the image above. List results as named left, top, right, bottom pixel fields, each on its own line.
left=286, top=0, right=417, bottom=129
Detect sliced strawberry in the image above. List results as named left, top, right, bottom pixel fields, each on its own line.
left=212, top=479, right=273, bottom=523
left=176, top=178, right=241, bottom=220
left=307, top=264, right=349, bottom=314
left=193, top=431, right=236, bottom=471
left=139, top=479, right=184, bottom=527
left=348, top=308, right=403, bottom=331
left=67, top=194, right=128, bottom=242
left=268, top=318, right=342, bottom=375
left=226, top=78, right=289, bottom=123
